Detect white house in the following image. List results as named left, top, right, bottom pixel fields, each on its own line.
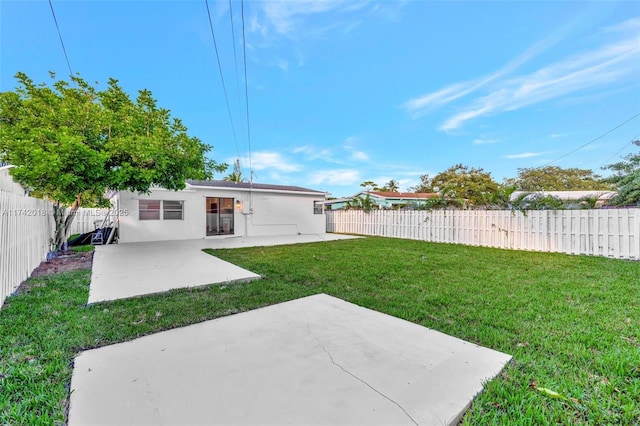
left=325, top=191, right=439, bottom=210
left=116, top=180, right=327, bottom=243
left=510, top=190, right=617, bottom=207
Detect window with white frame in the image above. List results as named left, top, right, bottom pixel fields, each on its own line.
left=163, top=200, right=184, bottom=220
left=139, top=200, right=184, bottom=220
left=139, top=200, right=161, bottom=220
left=313, top=200, right=324, bottom=214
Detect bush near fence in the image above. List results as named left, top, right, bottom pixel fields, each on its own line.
left=326, top=209, right=640, bottom=260
left=0, top=189, right=107, bottom=307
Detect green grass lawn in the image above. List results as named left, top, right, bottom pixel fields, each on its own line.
left=1, top=237, right=638, bottom=425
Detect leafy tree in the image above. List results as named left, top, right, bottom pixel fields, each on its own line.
left=409, top=174, right=434, bottom=193
left=506, top=166, right=611, bottom=191
left=511, top=193, right=566, bottom=210
left=223, top=159, right=246, bottom=183
left=416, top=196, right=450, bottom=210
left=380, top=179, right=400, bottom=192
left=427, top=164, right=499, bottom=207
left=345, top=193, right=377, bottom=212
left=602, top=140, right=640, bottom=206
left=484, top=184, right=518, bottom=210
left=360, top=181, right=379, bottom=191
left=0, top=72, right=227, bottom=250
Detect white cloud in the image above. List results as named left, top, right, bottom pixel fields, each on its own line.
left=250, top=2, right=404, bottom=71
left=603, top=17, right=640, bottom=34
left=250, top=15, right=267, bottom=37
left=439, top=35, right=639, bottom=131
left=272, top=57, right=289, bottom=71
left=241, top=151, right=301, bottom=172
left=351, top=150, right=369, bottom=161
left=403, top=83, right=473, bottom=116
left=341, top=136, right=369, bottom=161
left=343, top=135, right=359, bottom=145
left=405, top=18, right=640, bottom=131
left=472, top=138, right=499, bottom=145
left=404, top=26, right=570, bottom=118
left=504, top=152, right=546, bottom=159
left=292, top=145, right=335, bottom=162
left=259, top=0, right=367, bottom=36
left=308, top=169, right=360, bottom=185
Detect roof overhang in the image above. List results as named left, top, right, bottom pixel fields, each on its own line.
left=186, top=182, right=327, bottom=197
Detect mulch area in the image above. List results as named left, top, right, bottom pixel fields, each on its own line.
left=10, top=251, right=94, bottom=297
left=30, top=251, right=94, bottom=278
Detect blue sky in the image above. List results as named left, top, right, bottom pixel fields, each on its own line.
left=1, top=1, right=639, bottom=197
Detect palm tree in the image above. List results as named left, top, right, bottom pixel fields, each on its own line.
left=345, top=193, right=377, bottom=213
left=384, top=179, right=400, bottom=192
left=223, top=159, right=246, bottom=183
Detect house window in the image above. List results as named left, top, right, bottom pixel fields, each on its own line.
left=163, top=200, right=184, bottom=220
left=139, top=200, right=183, bottom=221
left=139, top=200, right=161, bottom=220
left=314, top=201, right=324, bottom=214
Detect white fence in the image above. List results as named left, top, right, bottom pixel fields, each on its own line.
left=0, top=190, right=107, bottom=308
left=69, top=208, right=109, bottom=236
left=1, top=190, right=55, bottom=307
left=327, top=209, right=640, bottom=260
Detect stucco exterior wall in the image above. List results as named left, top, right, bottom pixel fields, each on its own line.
left=247, top=192, right=324, bottom=236
left=118, top=186, right=326, bottom=243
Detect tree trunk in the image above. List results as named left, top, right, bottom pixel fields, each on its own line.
left=52, top=194, right=82, bottom=252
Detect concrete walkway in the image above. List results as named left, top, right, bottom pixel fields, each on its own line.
left=89, top=233, right=357, bottom=303
left=69, top=294, right=512, bottom=426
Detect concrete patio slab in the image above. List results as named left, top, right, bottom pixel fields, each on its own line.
left=89, top=234, right=358, bottom=304
left=69, top=293, right=512, bottom=426
left=88, top=240, right=260, bottom=304
left=199, top=233, right=360, bottom=249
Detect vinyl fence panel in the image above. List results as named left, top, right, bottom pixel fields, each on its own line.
left=69, top=208, right=109, bottom=236
left=0, top=191, right=106, bottom=307
left=0, top=191, right=55, bottom=307
left=326, top=209, right=640, bottom=260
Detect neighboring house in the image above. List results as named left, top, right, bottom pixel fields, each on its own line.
left=510, top=191, right=617, bottom=207
left=326, top=191, right=439, bottom=210
left=0, top=165, right=28, bottom=195
left=323, top=197, right=351, bottom=210
left=117, top=180, right=327, bottom=243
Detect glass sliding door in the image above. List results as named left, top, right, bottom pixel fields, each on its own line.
left=206, top=197, right=234, bottom=236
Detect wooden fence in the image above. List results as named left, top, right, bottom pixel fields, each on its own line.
left=326, top=209, right=640, bottom=260
left=0, top=190, right=108, bottom=308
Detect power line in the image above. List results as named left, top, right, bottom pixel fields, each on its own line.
left=228, top=0, right=242, bottom=103
left=542, top=111, right=640, bottom=167
left=600, top=132, right=640, bottom=167
left=204, top=0, right=241, bottom=160
left=240, top=0, right=253, bottom=181
left=48, top=0, right=73, bottom=77
left=228, top=0, right=247, bottom=177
